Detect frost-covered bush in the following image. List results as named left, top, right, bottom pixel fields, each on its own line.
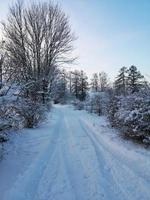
left=14, top=99, right=47, bottom=128
left=0, top=83, right=50, bottom=134
left=0, top=85, right=20, bottom=158
left=73, top=99, right=85, bottom=110
left=108, top=93, right=150, bottom=144
left=0, top=91, right=20, bottom=133
left=85, top=92, right=110, bottom=116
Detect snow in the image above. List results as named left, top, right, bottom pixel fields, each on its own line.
left=0, top=105, right=150, bottom=200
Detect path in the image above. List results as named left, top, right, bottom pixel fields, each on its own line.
left=0, top=105, right=150, bottom=200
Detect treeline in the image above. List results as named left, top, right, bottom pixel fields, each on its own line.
left=109, top=66, right=150, bottom=144
left=74, top=66, right=150, bottom=145
left=50, top=69, right=88, bottom=103
left=49, top=64, right=150, bottom=145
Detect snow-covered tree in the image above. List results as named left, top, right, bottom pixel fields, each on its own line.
left=0, top=40, right=6, bottom=89
left=78, top=70, right=88, bottom=101
left=91, top=73, right=99, bottom=92
left=127, top=65, right=144, bottom=94
left=99, top=72, right=109, bottom=92
left=51, top=69, right=68, bottom=104
left=115, top=67, right=127, bottom=95
left=2, top=0, right=75, bottom=103
left=71, top=70, right=81, bottom=99
left=71, top=70, right=88, bottom=101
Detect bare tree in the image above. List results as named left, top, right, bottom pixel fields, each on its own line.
left=2, top=0, right=30, bottom=82
left=0, top=40, right=5, bottom=89
left=2, top=0, right=76, bottom=101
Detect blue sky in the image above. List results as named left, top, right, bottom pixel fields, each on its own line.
left=0, top=0, right=150, bottom=80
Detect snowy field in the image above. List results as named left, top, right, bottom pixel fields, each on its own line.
left=0, top=105, right=150, bottom=200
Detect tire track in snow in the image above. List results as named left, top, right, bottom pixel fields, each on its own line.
left=80, top=116, right=150, bottom=183
left=3, top=109, right=63, bottom=200
left=34, top=110, right=77, bottom=200
left=82, top=116, right=150, bottom=182
left=78, top=118, right=127, bottom=200
left=63, top=113, right=117, bottom=200
left=79, top=118, right=150, bottom=200
left=62, top=116, right=92, bottom=200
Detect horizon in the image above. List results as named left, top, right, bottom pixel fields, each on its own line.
left=0, top=0, right=150, bottom=81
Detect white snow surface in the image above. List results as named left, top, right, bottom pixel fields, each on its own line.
left=0, top=105, right=150, bottom=200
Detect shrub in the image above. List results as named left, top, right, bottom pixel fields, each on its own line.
left=85, top=92, right=110, bottom=116
left=14, top=99, right=47, bottom=128
left=108, top=94, right=150, bottom=144
left=73, top=99, right=85, bottom=110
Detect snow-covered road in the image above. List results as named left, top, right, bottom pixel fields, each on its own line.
left=0, top=105, right=150, bottom=200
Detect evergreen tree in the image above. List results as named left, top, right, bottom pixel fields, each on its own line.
left=91, top=73, right=99, bottom=92
left=51, top=69, right=68, bottom=104
left=71, top=70, right=80, bottom=99
left=115, top=66, right=127, bottom=95
left=71, top=70, right=88, bottom=101
left=78, top=70, right=88, bottom=101
left=127, top=65, right=144, bottom=93
left=99, top=72, right=109, bottom=92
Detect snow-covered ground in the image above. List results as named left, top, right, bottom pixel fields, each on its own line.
left=0, top=105, right=150, bottom=200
